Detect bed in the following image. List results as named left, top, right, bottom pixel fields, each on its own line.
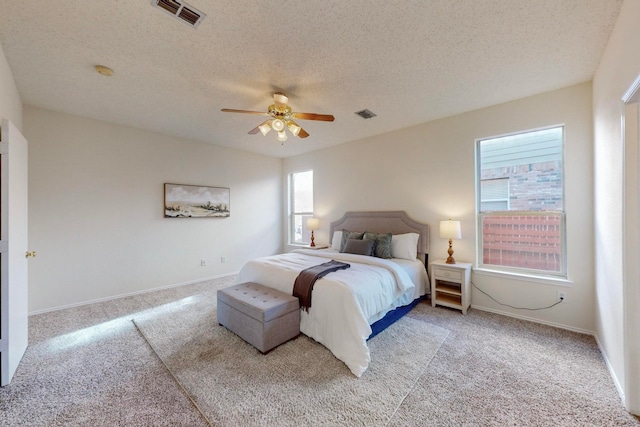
left=236, top=211, right=430, bottom=377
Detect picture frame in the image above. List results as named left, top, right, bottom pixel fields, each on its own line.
left=164, top=183, right=230, bottom=218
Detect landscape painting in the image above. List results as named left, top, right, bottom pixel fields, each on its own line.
left=164, top=183, right=230, bottom=218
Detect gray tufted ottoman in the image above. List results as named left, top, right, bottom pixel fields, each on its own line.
left=217, top=282, right=300, bottom=353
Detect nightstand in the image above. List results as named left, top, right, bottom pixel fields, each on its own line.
left=430, top=260, right=472, bottom=314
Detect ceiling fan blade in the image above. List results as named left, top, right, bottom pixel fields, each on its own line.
left=292, top=112, right=335, bottom=122
left=297, top=128, right=309, bottom=138
left=221, top=108, right=269, bottom=116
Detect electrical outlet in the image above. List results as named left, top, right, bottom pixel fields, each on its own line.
left=557, top=290, right=566, bottom=303
left=200, top=259, right=207, bottom=267
left=220, top=256, right=226, bottom=264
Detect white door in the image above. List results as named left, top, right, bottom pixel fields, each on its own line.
left=0, top=119, right=29, bottom=386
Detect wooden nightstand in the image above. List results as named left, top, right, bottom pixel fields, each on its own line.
left=430, top=260, right=472, bottom=314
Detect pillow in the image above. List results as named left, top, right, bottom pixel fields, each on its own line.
left=363, top=232, right=392, bottom=259
left=340, top=230, right=364, bottom=252
left=343, top=238, right=375, bottom=256
left=391, top=233, right=420, bottom=260
left=331, top=231, right=343, bottom=251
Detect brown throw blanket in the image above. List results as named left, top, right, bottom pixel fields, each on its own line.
left=293, top=260, right=350, bottom=311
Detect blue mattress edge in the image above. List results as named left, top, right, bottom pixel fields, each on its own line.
left=367, top=294, right=427, bottom=341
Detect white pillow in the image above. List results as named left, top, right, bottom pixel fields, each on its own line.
left=391, top=233, right=419, bottom=260
left=331, top=231, right=343, bottom=251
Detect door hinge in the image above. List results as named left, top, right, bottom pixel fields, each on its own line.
left=0, top=141, right=7, bottom=155
left=0, top=240, right=7, bottom=253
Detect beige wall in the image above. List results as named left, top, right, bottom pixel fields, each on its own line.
left=284, top=82, right=594, bottom=333
left=25, top=106, right=282, bottom=313
left=593, top=0, right=640, bottom=412
left=0, top=43, right=22, bottom=129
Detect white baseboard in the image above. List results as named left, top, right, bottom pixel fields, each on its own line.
left=470, top=304, right=594, bottom=335
left=28, top=272, right=238, bottom=316
left=593, top=333, right=626, bottom=405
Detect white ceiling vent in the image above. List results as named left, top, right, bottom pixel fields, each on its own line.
left=151, top=0, right=206, bottom=29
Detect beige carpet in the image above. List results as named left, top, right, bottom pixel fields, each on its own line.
left=4, top=276, right=637, bottom=426
left=133, top=292, right=449, bottom=426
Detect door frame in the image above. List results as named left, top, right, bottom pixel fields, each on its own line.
left=622, top=75, right=640, bottom=414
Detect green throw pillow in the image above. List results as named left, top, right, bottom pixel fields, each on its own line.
left=340, top=230, right=364, bottom=252
left=363, top=232, right=393, bottom=259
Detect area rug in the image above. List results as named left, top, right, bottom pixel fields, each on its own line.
left=133, top=292, right=449, bottom=426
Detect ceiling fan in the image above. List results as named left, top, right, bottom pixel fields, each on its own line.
left=221, top=92, right=335, bottom=143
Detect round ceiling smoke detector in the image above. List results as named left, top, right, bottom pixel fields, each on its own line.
left=94, top=65, right=114, bottom=76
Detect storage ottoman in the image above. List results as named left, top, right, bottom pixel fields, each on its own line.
left=217, top=282, right=300, bottom=353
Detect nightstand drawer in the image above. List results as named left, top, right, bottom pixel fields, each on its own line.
left=433, top=268, right=462, bottom=281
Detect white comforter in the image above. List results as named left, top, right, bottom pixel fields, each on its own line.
left=236, top=249, right=423, bottom=377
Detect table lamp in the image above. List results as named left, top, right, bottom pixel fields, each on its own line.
left=439, top=219, right=462, bottom=264
left=306, top=217, right=320, bottom=247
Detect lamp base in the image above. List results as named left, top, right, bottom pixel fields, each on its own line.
left=310, top=230, right=316, bottom=247
left=446, top=239, right=455, bottom=264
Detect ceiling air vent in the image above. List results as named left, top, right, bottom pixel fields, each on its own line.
left=151, top=0, right=206, bottom=29
left=355, top=109, right=377, bottom=119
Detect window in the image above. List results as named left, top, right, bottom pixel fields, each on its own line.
left=476, top=126, right=566, bottom=276
left=480, top=178, right=509, bottom=211
left=289, top=170, right=313, bottom=245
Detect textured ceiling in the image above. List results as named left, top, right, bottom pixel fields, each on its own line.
left=0, top=1, right=622, bottom=158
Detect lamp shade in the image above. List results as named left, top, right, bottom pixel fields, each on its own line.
left=306, top=217, right=320, bottom=230
left=272, top=118, right=285, bottom=132
left=258, top=121, right=272, bottom=136
left=286, top=120, right=301, bottom=136
left=439, top=220, right=462, bottom=239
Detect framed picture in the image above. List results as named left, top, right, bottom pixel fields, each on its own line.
left=164, top=183, right=230, bottom=218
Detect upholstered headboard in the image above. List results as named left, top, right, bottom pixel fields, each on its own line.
left=329, top=211, right=430, bottom=261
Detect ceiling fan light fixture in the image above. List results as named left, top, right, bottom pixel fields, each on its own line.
left=272, top=118, right=285, bottom=132
left=221, top=92, right=335, bottom=143
left=258, top=121, right=272, bottom=136
left=286, top=120, right=301, bottom=136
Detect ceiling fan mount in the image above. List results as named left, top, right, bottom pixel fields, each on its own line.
left=221, top=92, right=334, bottom=143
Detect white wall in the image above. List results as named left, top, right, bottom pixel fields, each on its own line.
left=593, top=0, right=640, bottom=413
left=0, top=43, right=22, bottom=130
left=25, top=106, right=282, bottom=313
left=284, top=82, right=594, bottom=332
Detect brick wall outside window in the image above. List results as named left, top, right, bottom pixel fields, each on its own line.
left=481, top=161, right=563, bottom=210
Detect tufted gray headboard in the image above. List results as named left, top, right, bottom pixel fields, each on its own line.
left=329, top=211, right=430, bottom=262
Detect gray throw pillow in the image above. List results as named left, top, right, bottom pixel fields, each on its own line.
left=340, top=230, right=364, bottom=252
left=363, top=232, right=393, bottom=259
left=343, top=238, right=375, bottom=256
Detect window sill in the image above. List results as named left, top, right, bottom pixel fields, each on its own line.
left=472, top=267, right=573, bottom=287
